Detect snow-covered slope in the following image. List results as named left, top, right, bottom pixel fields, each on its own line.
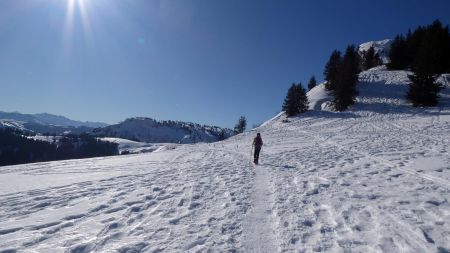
left=307, top=82, right=332, bottom=111
left=306, top=65, right=450, bottom=113
left=358, top=39, right=392, bottom=64
left=2, top=102, right=450, bottom=252
left=0, top=120, right=27, bottom=131
left=98, top=137, right=176, bottom=154
left=93, top=117, right=234, bottom=144
left=1, top=66, right=450, bottom=252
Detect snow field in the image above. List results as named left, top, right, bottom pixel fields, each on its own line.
left=0, top=146, right=254, bottom=252
left=1, top=67, right=450, bottom=252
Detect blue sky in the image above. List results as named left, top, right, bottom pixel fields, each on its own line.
left=0, top=0, right=449, bottom=128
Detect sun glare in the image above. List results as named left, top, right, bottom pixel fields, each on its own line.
left=63, top=0, right=92, bottom=53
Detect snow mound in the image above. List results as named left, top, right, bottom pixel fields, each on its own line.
left=307, top=82, right=332, bottom=111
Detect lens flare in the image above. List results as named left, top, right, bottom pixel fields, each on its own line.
left=63, top=0, right=92, bottom=54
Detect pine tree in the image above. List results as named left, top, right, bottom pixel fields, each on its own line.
left=282, top=84, right=298, bottom=116
left=282, top=83, right=309, bottom=117
left=422, top=20, right=450, bottom=74
left=218, top=130, right=226, bottom=141
left=387, top=35, right=409, bottom=70
left=324, top=50, right=342, bottom=91
left=297, top=84, right=309, bottom=113
left=333, top=45, right=360, bottom=111
left=361, top=46, right=382, bottom=70
left=233, top=116, right=247, bottom=134
left=407, top=40, right=443, bottom=106
left=308, top=75, right=317, bottom=91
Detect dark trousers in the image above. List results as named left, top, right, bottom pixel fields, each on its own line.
left=254, top=146, right=261, bottom=163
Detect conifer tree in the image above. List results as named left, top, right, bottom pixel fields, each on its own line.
left=282, top=83, right=309, bottom=117
left=387, top=35, right=408, bottom=70
left=323, top=50, right=342, bottom=91
left=297, top=84, right=309, bottom=113
left=308, top=75, right=317, bottom=91
left=361, top=46, right=382, bottom=70
left=333, top=45, right=360, bottom=111
left=407, top=41, right=443, bottom=106
left=233, top=116, right=247, bottom=134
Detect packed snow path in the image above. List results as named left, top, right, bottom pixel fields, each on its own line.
left=243, top=163, right=277, bottom=253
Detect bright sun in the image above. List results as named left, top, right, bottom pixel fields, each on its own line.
left=63, top=0, right=92, bottom=52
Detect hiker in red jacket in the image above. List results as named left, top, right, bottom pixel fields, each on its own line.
left=252, top=133, right=263, bottom=164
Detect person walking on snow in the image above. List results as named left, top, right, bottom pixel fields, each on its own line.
left=252, top=133, right=263, bottom=164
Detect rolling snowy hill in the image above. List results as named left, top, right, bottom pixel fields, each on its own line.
left=92, top=117, right=234, bottom=144
left=1, top=65, right=450, bottom=251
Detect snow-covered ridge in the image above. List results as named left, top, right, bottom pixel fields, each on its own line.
left=0, top=111, right=108, bottom=135
left=0, top=111, right=107, bottom=128
left=0, top=120, right=26, bottom=131
left=358, top=39, right=392, bottom=64
left=93, top=117, right=234, bottom=144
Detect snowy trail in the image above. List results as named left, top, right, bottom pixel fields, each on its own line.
left=243, top=164, right=277, bottom=253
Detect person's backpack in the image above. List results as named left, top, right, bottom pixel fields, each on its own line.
left=254, top=137, right=263, bottom=147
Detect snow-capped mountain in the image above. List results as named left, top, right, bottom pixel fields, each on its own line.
left=0, top=111, right=108, bottom=134
left=358, top=39, right=392, bottom=64
left=92, top=117, right=234, bottom=144
left=0, top=111, right=107, bottom=128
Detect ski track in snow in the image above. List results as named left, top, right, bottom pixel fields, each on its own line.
left=2, top=70, right=450, bottom=252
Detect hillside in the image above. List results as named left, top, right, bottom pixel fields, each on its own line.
left=1, top=64, right=450, bottom=252
left=92, top=117, right=234, bottom=144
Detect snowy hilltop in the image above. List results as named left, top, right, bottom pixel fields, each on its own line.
left=1, top=42, right=450, bottom=252
left=92, top=117, right=234, bottom=144
left=358, top=39, right=392, bottom=64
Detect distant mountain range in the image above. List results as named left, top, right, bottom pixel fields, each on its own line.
left=92, top=117, right=234, bottom=144
left=0, top=111, right=108, bottom=135
left=0, top=111, right=107, bottom=128
left=0, top=111, right=233, bottom=143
